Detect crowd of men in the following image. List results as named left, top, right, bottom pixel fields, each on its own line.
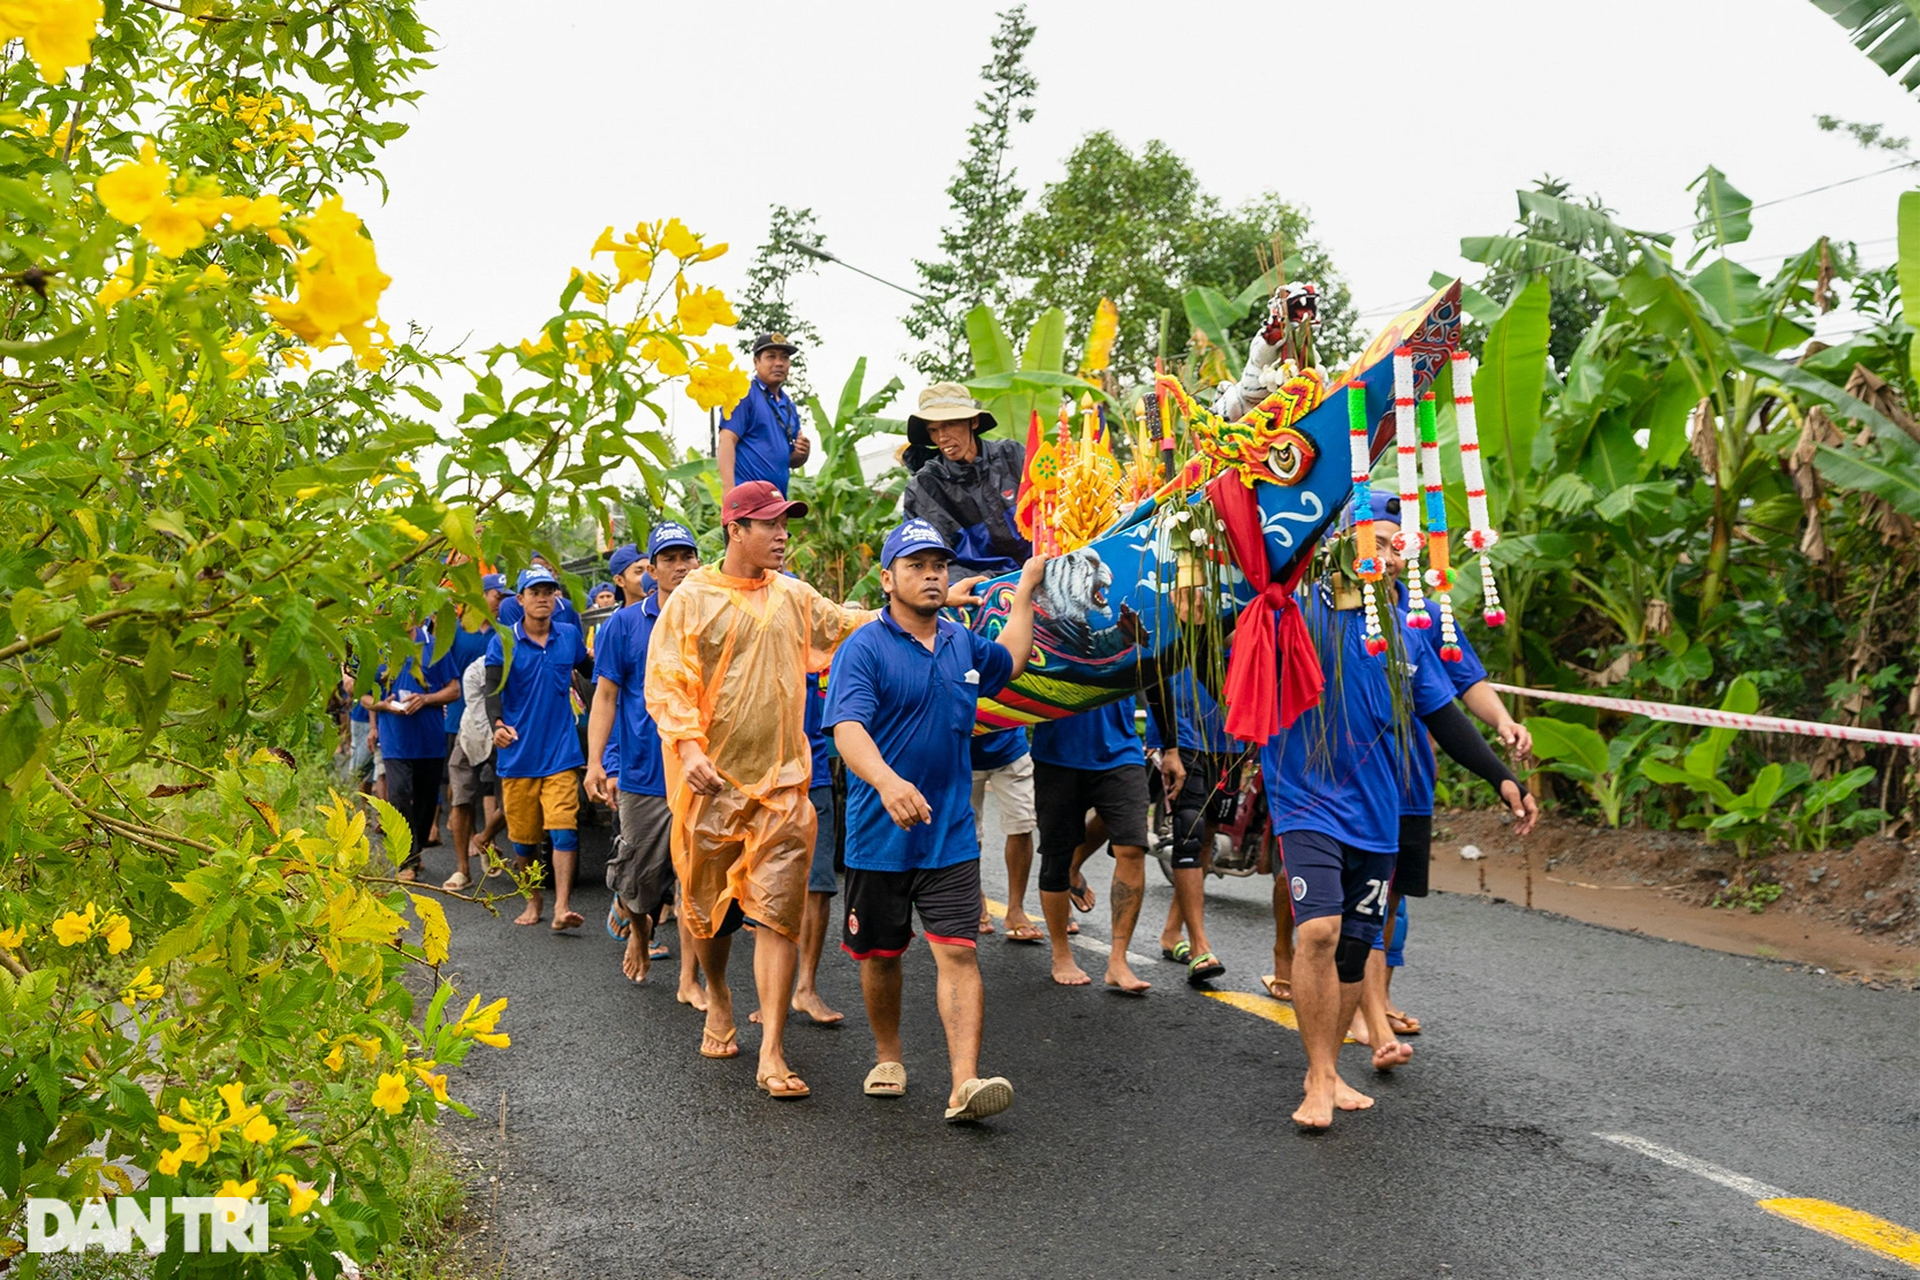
left=339, top=331, right=1539, bottom=1132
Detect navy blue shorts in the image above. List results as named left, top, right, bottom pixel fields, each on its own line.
left=807, top=785, right=839, bottom=896
left=1276, top=829, right=1396, bottom=945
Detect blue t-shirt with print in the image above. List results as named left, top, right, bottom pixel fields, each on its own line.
left=375, top=627, right=455, bottom=761
left=824, top=612, right=1014, bottom=872
left=440, top=620, right=494, bottom=734
left=1260, top=588, right=1456, bottom=853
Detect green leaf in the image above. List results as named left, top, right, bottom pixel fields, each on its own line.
left=1901, top=189, right=1920, bottom=376
left=1687, top=165, right=1752, bottom=263
left=1182, top=285, right=1243, bottom=357
left=1685, top=675, right=1758, bottom=780
left=1473, top=276, right=1552, bottom=507
left=1430, top=271, right=1501, bottom=322
left=1729, top=339, right=1903, bottom=441
left=1019, top=308, right=1066, bottom=373
left=1516, top=188, right=1674, bottom=249
left=1812, top=440, right=1920, bottom=518
left=1811, top=0, right=1920, bottom=95
left=963, top=305, right=1015, bottom=380
left=0, top=325, right=87, bottom=361
left=368, top=795, right=412, bottom=859
left=1527, top=717, right=1610, bottom=776
left=1231, top=257, right=1302, bottom=311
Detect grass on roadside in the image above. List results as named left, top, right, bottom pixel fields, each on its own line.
left=361, top=1118, right=492, bottom=1280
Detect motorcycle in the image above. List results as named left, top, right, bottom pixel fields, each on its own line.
left=1151, top=753, right=1270, bottom=882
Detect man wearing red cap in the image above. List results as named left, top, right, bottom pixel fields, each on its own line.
left=647, top=481, right=984, bottom=1099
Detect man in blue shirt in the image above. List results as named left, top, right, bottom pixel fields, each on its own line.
left=361, top=625, right=460, bottom=881
left=587, top=527, right=707, bottom=1004
left=717, top=332, right=811, bottom=494
left=825, top=518, right=1043, bottom=1122
left=484, top=566, right=597, bottom=931
left=440, top=596, right=497, bottom=893
left=1260, top=522, right=1535, bottom=1130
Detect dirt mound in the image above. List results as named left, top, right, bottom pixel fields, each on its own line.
left=1429, top=810, right=1920, bottom=981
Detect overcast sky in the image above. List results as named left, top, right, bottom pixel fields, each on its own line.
left=349, top=0, right=1920, bottom=459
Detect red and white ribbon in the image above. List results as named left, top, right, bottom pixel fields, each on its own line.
left=1489, top=683, right=1920, bottom=749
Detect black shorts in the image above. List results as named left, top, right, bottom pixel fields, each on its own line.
left=1395, top=814, right=1432, bottom=898
left=1033, top=760, right=1150, bottom=857
left=840, top=859, right=982, bottom=960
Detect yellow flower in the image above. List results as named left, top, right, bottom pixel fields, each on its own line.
left=0, top=0, right=104, bottom=83
left=216, top=1178, right=258, bottom=1201
left=51, top=902, right=97, bottom=947
left=389, top=516, right=429, bottom=542
left=323, top=1041, right=346, bottom=1072
left=140, top=201, right=207, bottom=258
left=242, top=1113, right=278, bottom=1144
left=119, top=965, right=163, bottom=1005
left=590, top=224, right=653, bottom=289
left=686, top=344, right=750, bottom=415
left=639, top=335, right=689, bottom=378
left=223, top=193, right=287, bottom=231
left=274, top=1173, right=319, bottom=1216
left=155, top=1147, right=184, bottom=1177
left=674, top=285, right=737, bottom=338
left=451, top=994, right=510, bottom=1048
left=96, top=142, right=169, bottom=225
left=370, top=1071, right=408, bottom=1116
left=0, top=923, right=25, bottom=949
left=356, top=1035, right=382, bottom=1062
left=411, top=1060, right=450, bottom=1104
left=408, top=893, right=449, bottom=964
left=264, top=196, right=391, bottom=350
left=658, top=217, right=703, bottom=260
left=100, top=913, right=132, bottom=954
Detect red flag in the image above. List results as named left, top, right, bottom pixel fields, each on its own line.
left=1014, top=409, right=1053, bottom=543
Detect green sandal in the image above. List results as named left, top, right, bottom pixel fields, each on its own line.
left=1160, top=940, right=1191, bottom=964
left=1187, top=951, right=1225, bottom=984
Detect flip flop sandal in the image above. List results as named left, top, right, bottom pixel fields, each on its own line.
left=649, top=939, right=670, bottom=960
left=944, top=1076, right=1013, bottom=1123
left=757, top=1072, right=811, bottom=1100
left=1004, top=922, right=1045, bottom=944
left=978, top=918, right=996, bottom=935
left=1068, top=882, right=1095, bottom=913
left=1186, top=951, right=1226, bottom=984
left=1161, top=941, right=1192, bottom=964
left=442, top=871, right=472, bottom=893
left=606, top=903, right=631, bottom=942
left=863, top=1062, right=907, bottom=1098
left=699, top=1027, right=739, bottom=1059
left=1387, top=1011, right=1422, bottom=1036
left=1260, top=973, right=1292, bottom=1003
left=1066, top=920, right=1080, bottom=936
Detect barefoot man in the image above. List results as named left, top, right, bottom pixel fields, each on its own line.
left=1262, top=534, right=1535, bottom=1128
left=825, top=519, right=1042, bottom=1121
left=484, top=565, right=596, bottom=931
left=586, top=525, right=706, bottom=1005
left=646, top=482, right=982, bottom=1099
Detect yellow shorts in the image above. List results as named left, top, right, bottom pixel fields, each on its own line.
left=501, top=772, right=579, bottom=846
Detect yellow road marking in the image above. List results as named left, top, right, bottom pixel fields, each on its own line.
left=984, top=898, right=1008, bottom=918
left=1759, top=1199, right=1920, bottom=1270
left=1202, top=989, right=1299, bottom=1030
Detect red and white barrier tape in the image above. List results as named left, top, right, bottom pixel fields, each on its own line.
left=1488, top=683, right=1920, bottom=750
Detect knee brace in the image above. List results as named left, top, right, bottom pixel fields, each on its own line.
left=1334, top=933, right=1371, bottom=984
left=1170, top=805, right=1206, bottom=870
left=1037, top=847, right=1073, bottom=895
left=550, top=829, right=579, bottom=853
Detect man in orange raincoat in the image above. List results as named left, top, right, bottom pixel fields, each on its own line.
left=646, top=481, right=984, bottom=1100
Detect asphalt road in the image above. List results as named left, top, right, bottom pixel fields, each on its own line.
left=433, top=806, right=1920, bottom=1279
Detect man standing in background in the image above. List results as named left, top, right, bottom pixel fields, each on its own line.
left=717, top=333, right=811, bottom=494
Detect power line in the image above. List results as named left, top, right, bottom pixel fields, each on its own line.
left=1353, top=160, right=1920, bottom=320
left=791, top=240, right=928, bottom=302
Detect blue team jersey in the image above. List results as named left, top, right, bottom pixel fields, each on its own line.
left=1260, top=588, right=1456, bottom=853
left=805, top=671, right=832, bottom=790
left=591, top=596, right=668, bottom=797
left=720, top=377, right=802, bottom=495
left=1030, top=698, right=1141, bottom=773
left=440, top=621, right=494, bottom=733
left=1396, top=582, right=1489, bottom=816
left=375, top=627, right=455, bottom=761
left=485, top=621, right=588, bottom=778
left=824, top=612, right=1014, bottom=872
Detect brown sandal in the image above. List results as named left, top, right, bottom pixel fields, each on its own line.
left=1260, top=973, right=1292, bottom=1003
left=699, top=1027, right=739, bottom=1059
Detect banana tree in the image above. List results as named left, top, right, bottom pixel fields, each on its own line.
left=961, top=303, right=1119, bottom=431
left=788, top=358, right=907, bottom=602
left=1810, top=0, right=1920, bottom=96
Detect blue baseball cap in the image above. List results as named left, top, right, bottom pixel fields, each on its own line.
left=881, top=518, right=953, bottom=568
left=647, top=521, right=697, bottom=558
left=607, top=543, right=642, bottom=578
left=481, top=572, right=507, bottom=593
left=1339, top=490, right=1403, bottom=532
left=588, top=580, right=615, bottom=601
left=517, top=565, right=559, bottom=591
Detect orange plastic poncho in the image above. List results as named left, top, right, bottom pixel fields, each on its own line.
left=645, top=567, right=876, bottom=942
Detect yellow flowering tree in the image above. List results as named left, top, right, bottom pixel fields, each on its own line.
left=0, top=1, right=744, bottom=1270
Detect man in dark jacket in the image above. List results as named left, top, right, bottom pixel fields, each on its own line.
left=899, top=383, right=1044, bottom=939
left=900, top=383, right=1029, bottom=578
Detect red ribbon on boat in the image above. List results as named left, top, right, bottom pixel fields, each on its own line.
left=1209, top=475, right=1322, bottom=742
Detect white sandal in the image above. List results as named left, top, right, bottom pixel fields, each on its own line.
left=863, top=1061, right=907, bottom=1098
left=441, top=871, right=472, bottom=892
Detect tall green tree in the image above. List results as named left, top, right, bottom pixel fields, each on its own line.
left=903, top=4, right=1038, bottom=380
left=734, top=204, right=825, bottom=394
left=1007, top=132, right=1356, bottom=384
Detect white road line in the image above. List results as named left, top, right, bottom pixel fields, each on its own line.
left=1595, top=1132, right=1787, bottom=1199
